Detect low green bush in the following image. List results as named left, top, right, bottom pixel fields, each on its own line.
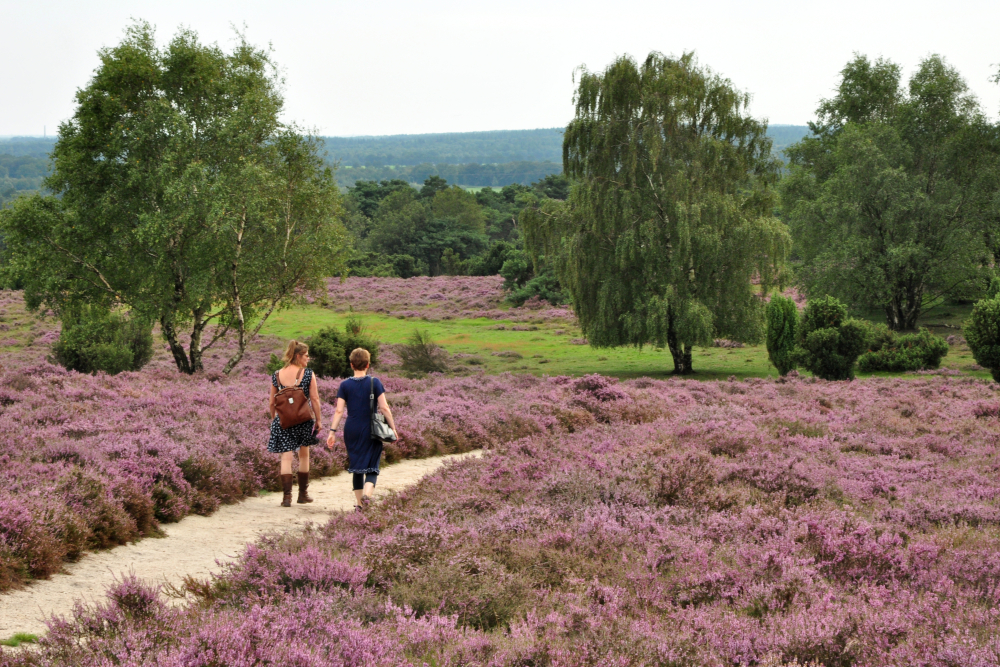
left=792, top=296, right=868, bottom=381
left=305, top=321, right=380, bottom=378
left=53, top=305, right=153, bottom=375
left=347, top=252, right=424, bottom=278
left=857, top=326, right=948, bottom=372
left=965, top=296, right=1000, bottom=382
left=499, top=249, right=566, bottom=306
left=399, top=329, right=449, bottom=375
left=766, top=295, right=798, bottom=376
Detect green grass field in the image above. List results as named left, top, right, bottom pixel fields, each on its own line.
left=260, top=303, right=988, bottom=381
left=2, top=290, right=983, bottom=381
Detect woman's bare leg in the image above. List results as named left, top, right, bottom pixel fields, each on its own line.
left=280, top=452, right=293, bottom=475
left=363, top=481, right=375, bottom=500
left=298, top=446, right=310, bottom=473
left=354, top=489, right=363, bottom=506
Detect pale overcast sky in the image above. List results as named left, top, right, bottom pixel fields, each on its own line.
left=3, top=0, right=999, bottom=137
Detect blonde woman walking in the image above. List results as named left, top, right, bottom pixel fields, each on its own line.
left=268, top=340, right=322, bottom=507
left=326, top=348, right=397, bottom=512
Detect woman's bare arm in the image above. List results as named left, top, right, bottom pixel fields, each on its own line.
left=326, top=398, right=347, bottom=448
left=309, top=375, right=322, bottom=429
left=377, top=393, right=397, bottom=433
left=268, top=385, right=277, bottom=419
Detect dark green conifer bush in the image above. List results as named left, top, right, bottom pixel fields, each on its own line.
left=965, top=297, right=1000, bottom=382
left=792, top=296, right=868, bottom=381
left=857, top=326, right=948, bottom=372
left=53, top=305, right=153, bottom=375
left=766, top=295, right=798, bottom=376
left=305, top=321, right=380, bottom=378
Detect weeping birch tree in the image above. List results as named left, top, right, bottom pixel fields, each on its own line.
left=523, top=52, right=789, bottom=374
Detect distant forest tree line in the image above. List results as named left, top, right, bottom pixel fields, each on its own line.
left=0, top=124, right=811, bottom=204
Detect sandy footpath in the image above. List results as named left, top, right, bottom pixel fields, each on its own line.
left=0, top=451, right=479, bottom=639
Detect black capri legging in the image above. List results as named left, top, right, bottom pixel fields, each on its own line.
left=353, top=472, right=378, bottom=490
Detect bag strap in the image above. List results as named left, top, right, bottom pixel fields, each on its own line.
left=276, top=367, right=305, bottom=391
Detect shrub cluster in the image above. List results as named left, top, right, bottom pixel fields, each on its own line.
left=965, top=296, right=1000, bottom=381
left=301, top=318, right=381, bottom=378
left=52, top=305, right=153, bottom=375
left=857, top=325, right=949, bottom=372
left=25, top=373, right=1000, bottom=665
left=791, top=295, right=869, bottom=380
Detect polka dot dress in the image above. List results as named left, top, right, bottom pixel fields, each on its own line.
left=267, top=369, right=316, bottom=453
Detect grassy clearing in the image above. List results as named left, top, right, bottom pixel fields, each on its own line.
left=2, top=289, right=984, bottom=381
left=260, top=304, right=989, bottom=381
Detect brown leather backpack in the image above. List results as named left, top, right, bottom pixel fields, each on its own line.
left=274, top=368, right=312, bottom=429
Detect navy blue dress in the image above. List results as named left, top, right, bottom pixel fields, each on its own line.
left=337, top=376, right=385, bottom=474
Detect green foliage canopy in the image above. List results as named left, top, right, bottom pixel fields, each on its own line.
left=0, top=23, right=350, bottom=374
left=524, top=52, right=790, bottom=374
left=782, top=54, right=1000, bottom=331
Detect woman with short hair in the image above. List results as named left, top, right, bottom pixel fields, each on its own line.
left=268, top=340, right=322, bottom=507
left=326, top=348, right=397, bottom=511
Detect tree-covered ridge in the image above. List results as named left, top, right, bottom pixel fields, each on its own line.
left=0, top=136, right=56, bottom=158
left=0, top=154, right=47, bottom=207
left=320, top=128, right=565, bottom=166
left=767, top=124, right=811, bottom=153
left=335, top=160, right=562, bottom=188
left=0, top=126, right=809, bottom=193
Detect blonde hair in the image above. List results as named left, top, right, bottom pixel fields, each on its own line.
left=349, top=348, right=370, bottom=370
left=282, top=340, right=309, bottom=366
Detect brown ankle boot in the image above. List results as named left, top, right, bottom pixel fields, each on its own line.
left=297, top=471, right=314, bottom=504
left=280, top=474, right=294, bottom=507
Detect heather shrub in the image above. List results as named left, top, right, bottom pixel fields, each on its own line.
left=857, top=326, right=949, bottom=372
left=793, top=296, right=869, bottom=380
left=52, top=304, right=153, bottom=375
left=766, top=294, right=798, bottom=375
left=399, top=329, right=449, bottom=375
left=391, top=556, right=530, bottom=631
left=965, top=296, right=1000, bottom=381
left=17, top=371, right=1000, bottom=664
left=306, top=321, right=380, bottom=378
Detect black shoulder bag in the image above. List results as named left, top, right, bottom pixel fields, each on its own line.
left=369, top=376, right=397, bottom=443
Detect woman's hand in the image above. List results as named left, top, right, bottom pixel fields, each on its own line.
left=325, top=431, right=336, bottom=450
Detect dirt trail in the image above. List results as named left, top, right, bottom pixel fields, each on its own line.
left=0, top=451, right=479, bottom=639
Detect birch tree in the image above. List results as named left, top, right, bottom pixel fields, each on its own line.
left=0, top=23, right=349, bottom=373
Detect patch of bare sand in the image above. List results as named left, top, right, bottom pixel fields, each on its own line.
left=0, top=451, right=479, bottom=639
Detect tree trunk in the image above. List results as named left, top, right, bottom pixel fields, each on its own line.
left=188, top=316, right=205, bottom=373
left=666, top=313, right=695, bottom=375
left=885, top=284, right=923, bottom=331
left=160, top=311, right=208, bottom=374
left=161, top=316, right=193, bottom=374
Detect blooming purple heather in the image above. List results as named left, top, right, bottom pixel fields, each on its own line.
left=0, top=287, right=999, bottom=665
left=323, top=276, right=577, bottom=323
